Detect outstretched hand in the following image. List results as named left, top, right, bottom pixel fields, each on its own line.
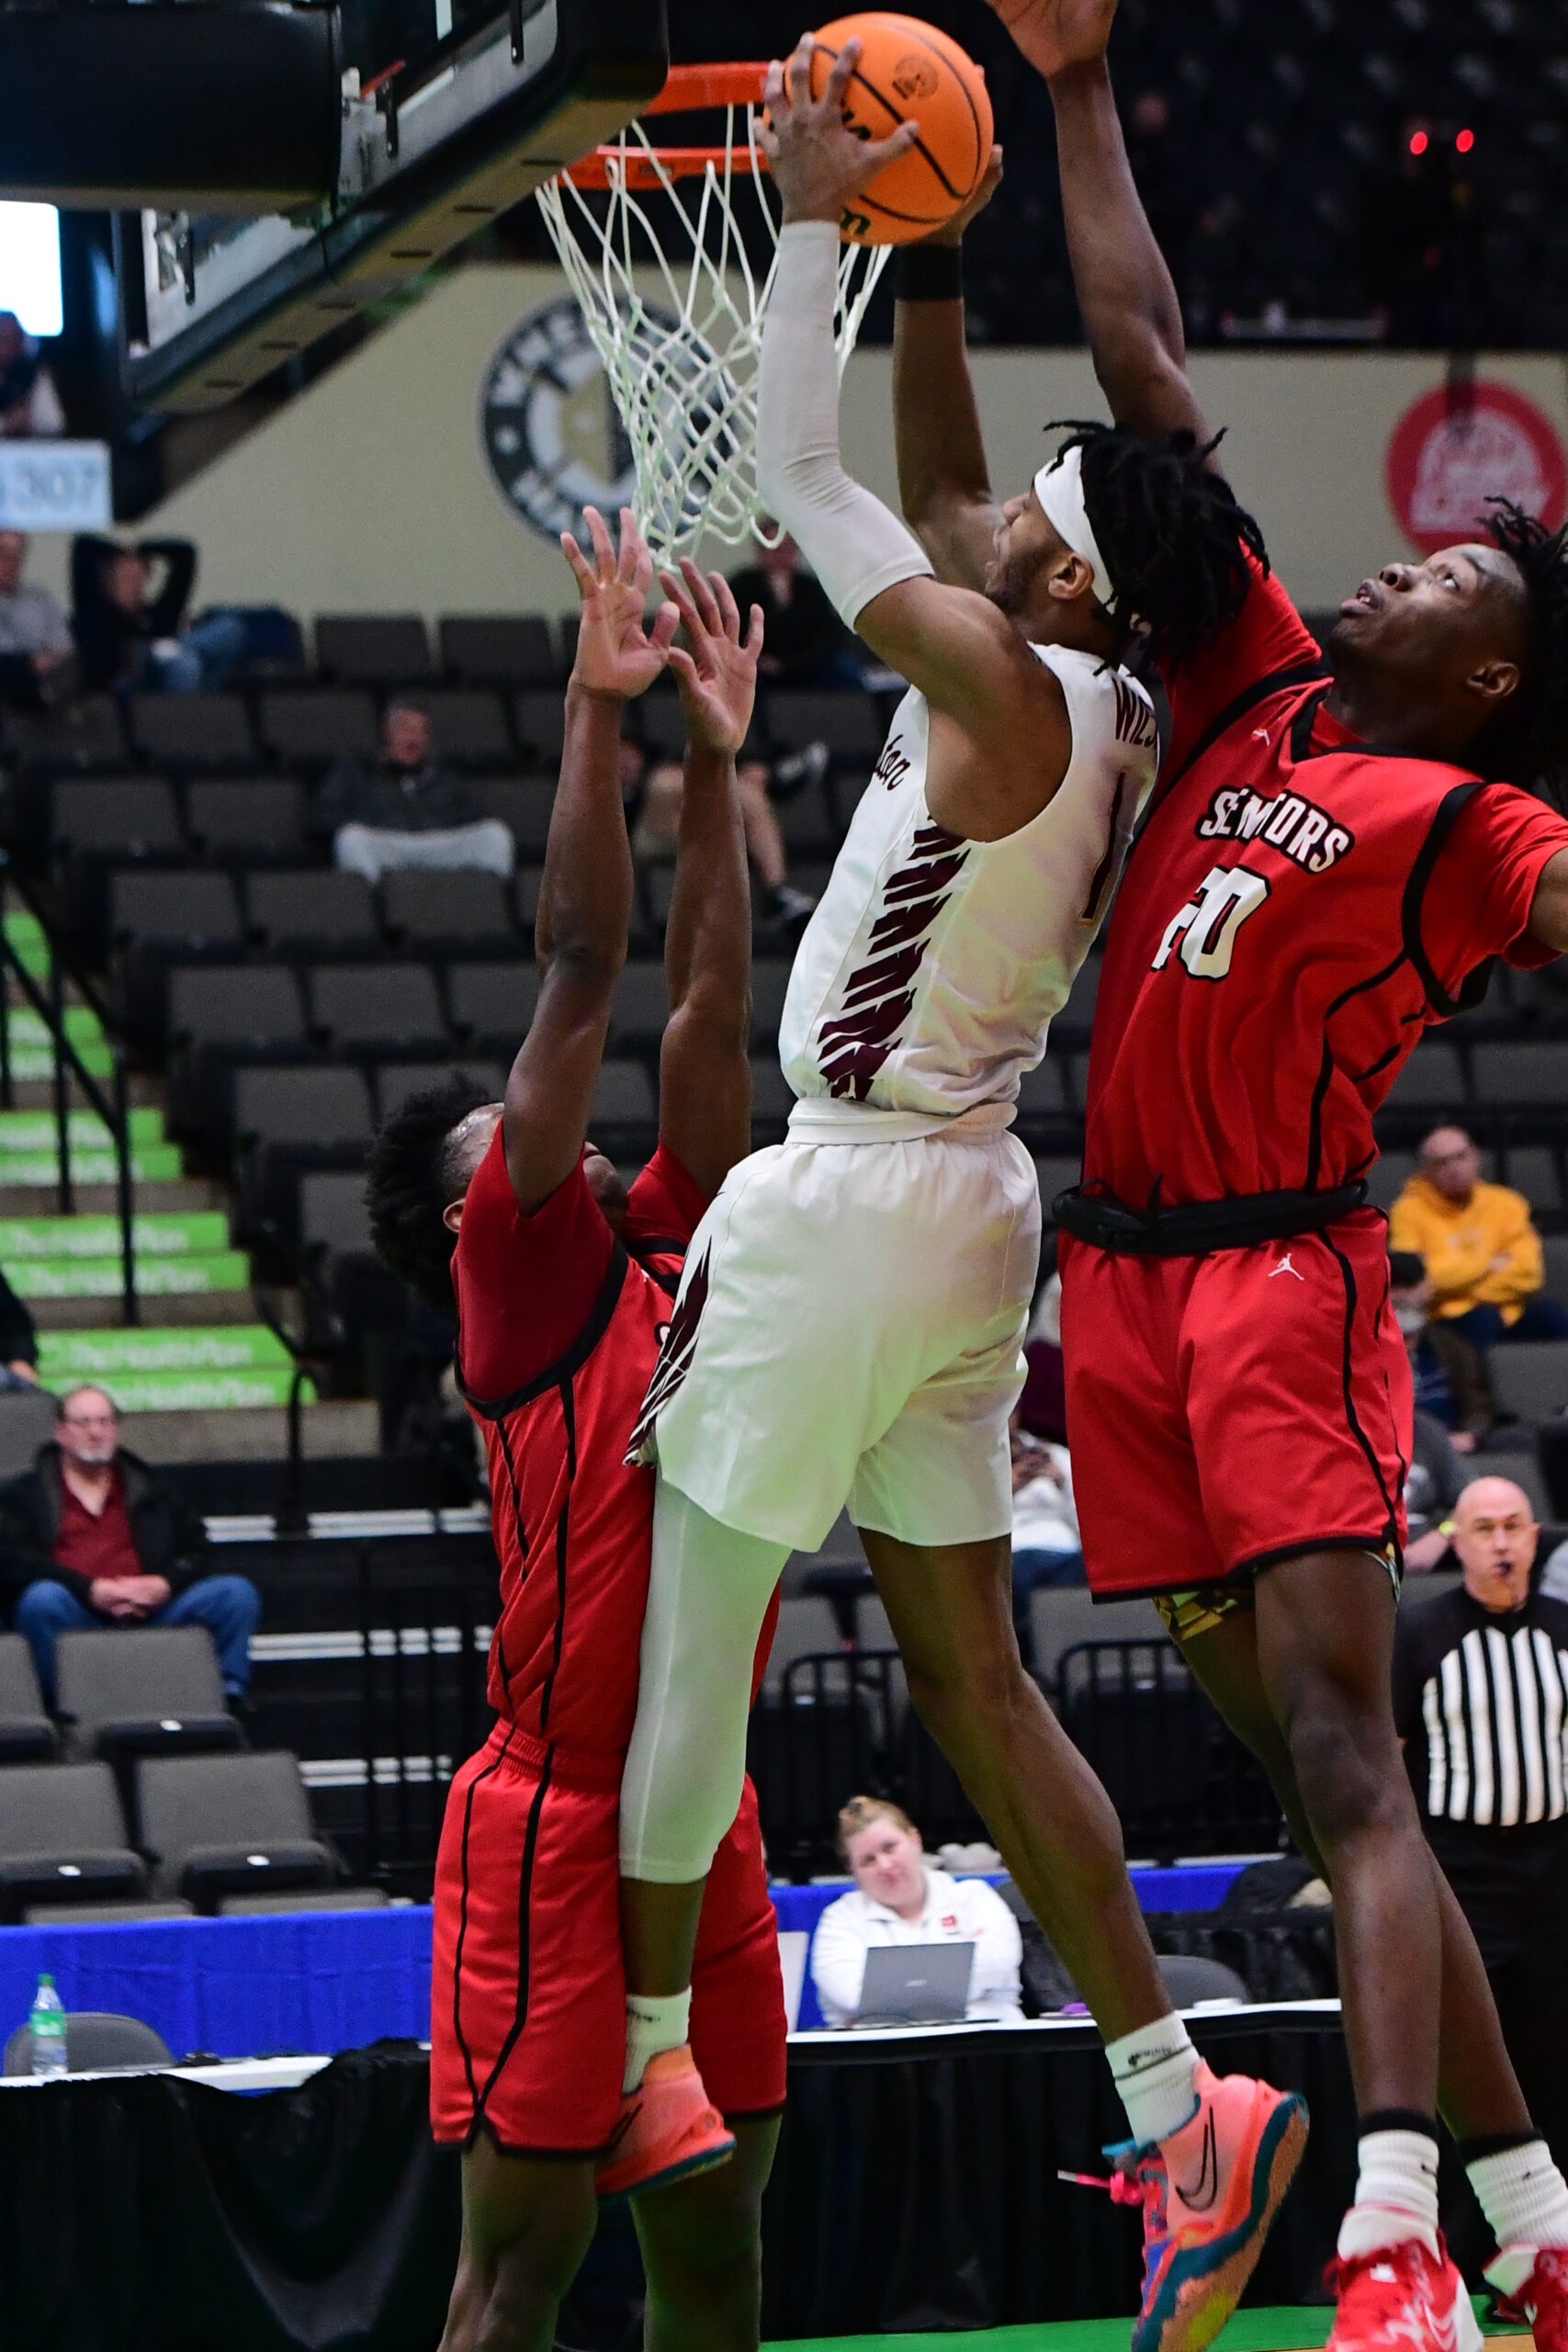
left=981, top=0, right=1118, bottom=81
left=561, top=504, right=679, bottom=699
left=921, top=142, right=1004, bottom=246
left=660, top=560, right=764, bottom=755
left=759, top=34, right=920, bottom=228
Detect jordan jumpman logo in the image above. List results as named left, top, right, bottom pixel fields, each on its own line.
left=1269, top=1254, right=1305, bottom=1282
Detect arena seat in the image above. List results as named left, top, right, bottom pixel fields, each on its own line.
left=1033, top=1154, right=1084, bottom=1217
left=111, top=868, right=247, bottom=1045
left=219, top=1886, right=391, bottom=1914
left=0, top=1760, right=148, bottom=1920
left=1029, top=1589, right=1164, bottom=1687
left=314, top=615, right=434, bottom=687
left=2, top=2010, right=174, bottom=2075
left=610, top=960, right=669, bottom=1046
left=1367, top=1149, right=1417, bottom=1210
left=53, top=778, right=187, bottom=947
left=375, top=1061, right=505, bottom=1121
left=168, top=963, right=310, bottom=1148
left=234, top=1064, right=376, bottom=1240
left=246, top=868, right=379, bottom=957
left=54, top=1628, right=242, bottom=1776
left=1381, top=1039, right=1467, bottom=1109
left=762, top=1598, right=844, bottom=1693
left=1157, top=1954, right=1251, bottom=2007
left=447, top=960, right=541, bottom=1055
left=1015, top=1058, right=1074, bottom=1120
left=749, top=1056, right=796, bottom=1136
left=1488, top=1342, right=1568, bottom=1424
left=750, top=959, right=794, bottom=1044
left=592, top=1058, right=657, bottom=1128
left=299, top=1170, right=373, bottom=1257
left=766, top=687, right=886, bottom=766
left=257, top=687, right=380, bottom=769
left=0, top=1635, right=58, bottom=1764
left=186, top=777, right=309, bottom=865
left=128, top=692, right=260, bottom=775
left=309, top=964, right=449, bottom=1058
left=1502, top=1143, right=1564, bottom=1213
left=5, top=695, right=128, bottom=779
left=380, top=869, right=517, bottom=958
left=511, top=690, right=569, bottom=767
left=135, top=1748, right=337, bottom=1906
left=421, top=688, right=515, bottom=771
left=1472, top=1041, right=1568, bottom=1106
left=440, top=613, right=558, bottom=689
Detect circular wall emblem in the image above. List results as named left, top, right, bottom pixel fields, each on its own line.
left=1386, top=381, right=1567, bottom=554
left=479, top=295, right=637, bottom=545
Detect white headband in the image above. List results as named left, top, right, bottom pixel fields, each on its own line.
left=1032, top=441, right=1115, bottom=610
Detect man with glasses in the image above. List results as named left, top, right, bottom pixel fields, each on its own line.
left=1, top=1385, right=258, bottom=1704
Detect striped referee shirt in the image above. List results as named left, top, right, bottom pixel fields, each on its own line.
left=1392, top=1585, right=1568, bottom=1840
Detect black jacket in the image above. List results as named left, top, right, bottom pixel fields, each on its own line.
left=70, top=535, right=197, bottom=693
left=0, top=1443, right=206, bottom=1612
left=0, top=1267, right=37, bottom=1369
left=313, top=755, right=480, bottom=838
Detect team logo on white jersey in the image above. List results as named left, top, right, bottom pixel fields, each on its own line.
left=626, top=1248, right=711, bottom=1464
left=815, top=820, right=969, bottom=1100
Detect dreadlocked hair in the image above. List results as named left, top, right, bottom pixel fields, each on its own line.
left=1046, top=420, right=1269, bottom=669
left=1475, top=498, right=1568, bottom=804
left=366, top=1072, right=495, bottom=1312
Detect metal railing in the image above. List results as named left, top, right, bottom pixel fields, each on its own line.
left=353, top=1543, right=497, bottom=1893
left=0, top=856, right=138, bottom=1324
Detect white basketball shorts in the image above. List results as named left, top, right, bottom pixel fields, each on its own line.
left=636, top=1103, right=1041, bottom=1553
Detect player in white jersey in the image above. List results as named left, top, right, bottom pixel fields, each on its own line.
left=609, top=48, right=1308, bottom=2346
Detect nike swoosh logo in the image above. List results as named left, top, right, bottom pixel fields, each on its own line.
left=1174, top=2109, right=1219, bottom=2211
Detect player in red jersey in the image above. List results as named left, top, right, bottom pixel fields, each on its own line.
left=366, top=507, right=784, bottom=2352
left=965, top=2, right=1568, bottom=2346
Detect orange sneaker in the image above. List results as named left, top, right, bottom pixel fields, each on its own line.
left=1100, top=2062, right=1309, bottom=2352
left=594, top=2045, right=735, bottom=2204
left=1326, top=2234, right=1482, bottom=2352
left=1485, top=2243, right=1568, bottom=2352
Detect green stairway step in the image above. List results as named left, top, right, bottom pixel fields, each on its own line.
left=0, top=1148, right=182, bottom=1185
left=0, top=1212, right=230, bottom=1259
left=38, top=1325, right=290, bottom=1377
left=8, top=1007, right=105, bottom=1045
left=0, top=1105, right=164, bottom=1151
left=36, top=1365, right=317, bottom=1413
left=4, top=914, right=50, bottom=978
left=11, top=1253, right=249, bottom=1300
left=6, top=1046, right=114, bottom=1081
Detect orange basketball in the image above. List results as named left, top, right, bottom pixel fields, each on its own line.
left=807, top=12, right=993, bottom=245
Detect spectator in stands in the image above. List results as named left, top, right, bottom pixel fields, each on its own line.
left=0, top=1263, right=39, bottom=1392
left=314, top=695, right=514, bottom=886
left=0, top=530, right=75, bottom=711
left=1403, top=1407, right=1468, bottom=1574
left=70, top=532, right=245, bottom=696
left=1, top=1386, right=259, bottom=1704
left=728, top=529, right=858, bottom=687
left=0, top=311, right=64, bottom=438
left=1010, top=1415, right=1085, bottom=1657
left=1393, top=1476, right=1568, bottom=2173
left=1389, top=1250, right=1494, bottom=1446
left=810, top=1795, right=1023, bottom=2027
left=630, top=741, right=817, bottom=929
left=1390, top=1128, right=1568, bottom=1348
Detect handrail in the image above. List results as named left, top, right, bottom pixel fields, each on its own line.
left=0, top=856, right=138, bottom=1327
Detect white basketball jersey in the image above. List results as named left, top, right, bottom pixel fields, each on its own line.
left=779, top=645, right=1159, bottom=1119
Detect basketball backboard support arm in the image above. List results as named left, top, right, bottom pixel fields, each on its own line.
left=111, top=0, right=669, bottom=413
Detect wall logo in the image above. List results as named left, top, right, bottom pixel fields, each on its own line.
left=480, top=295, right=642, bottom=545
left=1386, top=381, right=1567, bottom=555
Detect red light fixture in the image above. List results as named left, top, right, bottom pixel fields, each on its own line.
left=1409, top=128, right=1429, bottom=154
left=1456, top=127, right=1475, bottom=152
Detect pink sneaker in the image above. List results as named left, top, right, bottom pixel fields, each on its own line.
left=1096, top=2062, right=1309, bottom=2352
left=1326, top=2234, right=1482, bottom=2352
left=1485, top=2242, right=1568, bottom=2352
left=594, top=2046, right=735, bottom=2204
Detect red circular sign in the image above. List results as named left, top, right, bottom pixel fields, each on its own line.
left=1386, top=381, right=1567, bottom=554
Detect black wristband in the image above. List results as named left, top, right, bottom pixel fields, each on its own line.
left=893, top=243, right=964, bottom=302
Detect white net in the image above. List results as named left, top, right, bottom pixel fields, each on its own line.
left=536, top=106, right=889, bottom=561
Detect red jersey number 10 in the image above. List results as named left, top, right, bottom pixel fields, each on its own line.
left=1152, top=865, right=1271, bottom=982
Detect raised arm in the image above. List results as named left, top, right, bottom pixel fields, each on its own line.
left=983, top=0, right=1210, bottom=443
left=502, top=506, right=676, bottom=1211
left=756, top=41, right=1072, bottom=836
left=892, top=153, right=1004, bottom=590
left=655, top=561, right=764, bottom=1201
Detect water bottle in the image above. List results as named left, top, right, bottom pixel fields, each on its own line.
left=28, top=1974, right=67, bottom=2080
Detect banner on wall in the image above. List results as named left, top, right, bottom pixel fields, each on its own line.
left=479, top=294, right=646, bottom=548
left=1385, top=380, right=1567, bottom=554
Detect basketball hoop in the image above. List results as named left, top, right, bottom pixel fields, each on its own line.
left=535, top=62, right=890, bottom=560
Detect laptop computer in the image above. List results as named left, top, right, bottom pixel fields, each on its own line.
left=777, top=1929, right=809, bottom=2032
left=854, top=1939, right=976, bottom=2026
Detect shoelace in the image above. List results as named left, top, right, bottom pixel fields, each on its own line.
left=1058, top=2165, right=1149, bottom=2211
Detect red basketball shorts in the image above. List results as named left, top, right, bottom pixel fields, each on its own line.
left=430, top=1724, right=785, bottom=2154
left=1059, top=1210, right=1411, bottom=1600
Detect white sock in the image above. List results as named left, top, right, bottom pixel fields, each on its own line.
left=1107, top=2014, right=1201, bottom=2149
left=1337, top=2129, right=1441, bottom=2260
left=1468, top=2140, right=1568, bottom=2251
left=622, top=1989, right=691, bottom=2095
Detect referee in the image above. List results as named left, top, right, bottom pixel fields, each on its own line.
left=1393, top=1475, right=1568, bottom=2171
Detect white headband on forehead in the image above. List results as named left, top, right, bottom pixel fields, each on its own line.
left=1032, top=441, right=1115, bottom=611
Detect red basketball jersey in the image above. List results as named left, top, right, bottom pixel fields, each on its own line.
left=1084, top=565, right=1568, bottom=1206
left=453, top=1129, right=775, bottom=1761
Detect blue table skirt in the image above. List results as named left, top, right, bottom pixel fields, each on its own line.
left=0, top=1862, right=1245, bottom=2057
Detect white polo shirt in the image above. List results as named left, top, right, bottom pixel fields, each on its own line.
left=809, top=1865, right=1024, bottom=2029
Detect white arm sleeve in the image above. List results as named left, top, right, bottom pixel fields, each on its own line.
left=755, top=221, right=934, bottom=629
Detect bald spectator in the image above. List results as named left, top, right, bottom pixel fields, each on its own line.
left=0, top=530, right=74, bottom=711
left=1393, top=1477, right=1568, bottom=2172
left=1390, top=1128, right=1568, bottom=1350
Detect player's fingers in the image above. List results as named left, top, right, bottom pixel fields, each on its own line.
left=861, top=120, right=921, bottom=175
left=616, top=504, right=647, bottom=585
left=559, top=531, right=596, bottom=594
left=664, top=645, right=697, bottom=689
left=821, top=36, right=861, bottom=111
left=649, top=599, right=682, bottom=654
left=678, top=556, right=723, bottom=637
left=744, top=603, right=765, bottom=660
left=658, top=571, right=705, bottom=650
left=785, top=35, right=815, bottom=113
left=582, top=503, right=615, bottom=577
left=762, top=56, right=788, bottom=124
left=711, top=571, right=742, bottom=640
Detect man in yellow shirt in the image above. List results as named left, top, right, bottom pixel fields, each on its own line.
left=1390, top=1127, right=1568, bottom=1349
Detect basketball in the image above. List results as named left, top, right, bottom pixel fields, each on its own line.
left=807, top=12, right=993, bottom=245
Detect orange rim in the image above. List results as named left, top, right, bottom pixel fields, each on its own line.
left=644, top=62, right=769, bottom=114
left=560, top=61, right=771, bottom=190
